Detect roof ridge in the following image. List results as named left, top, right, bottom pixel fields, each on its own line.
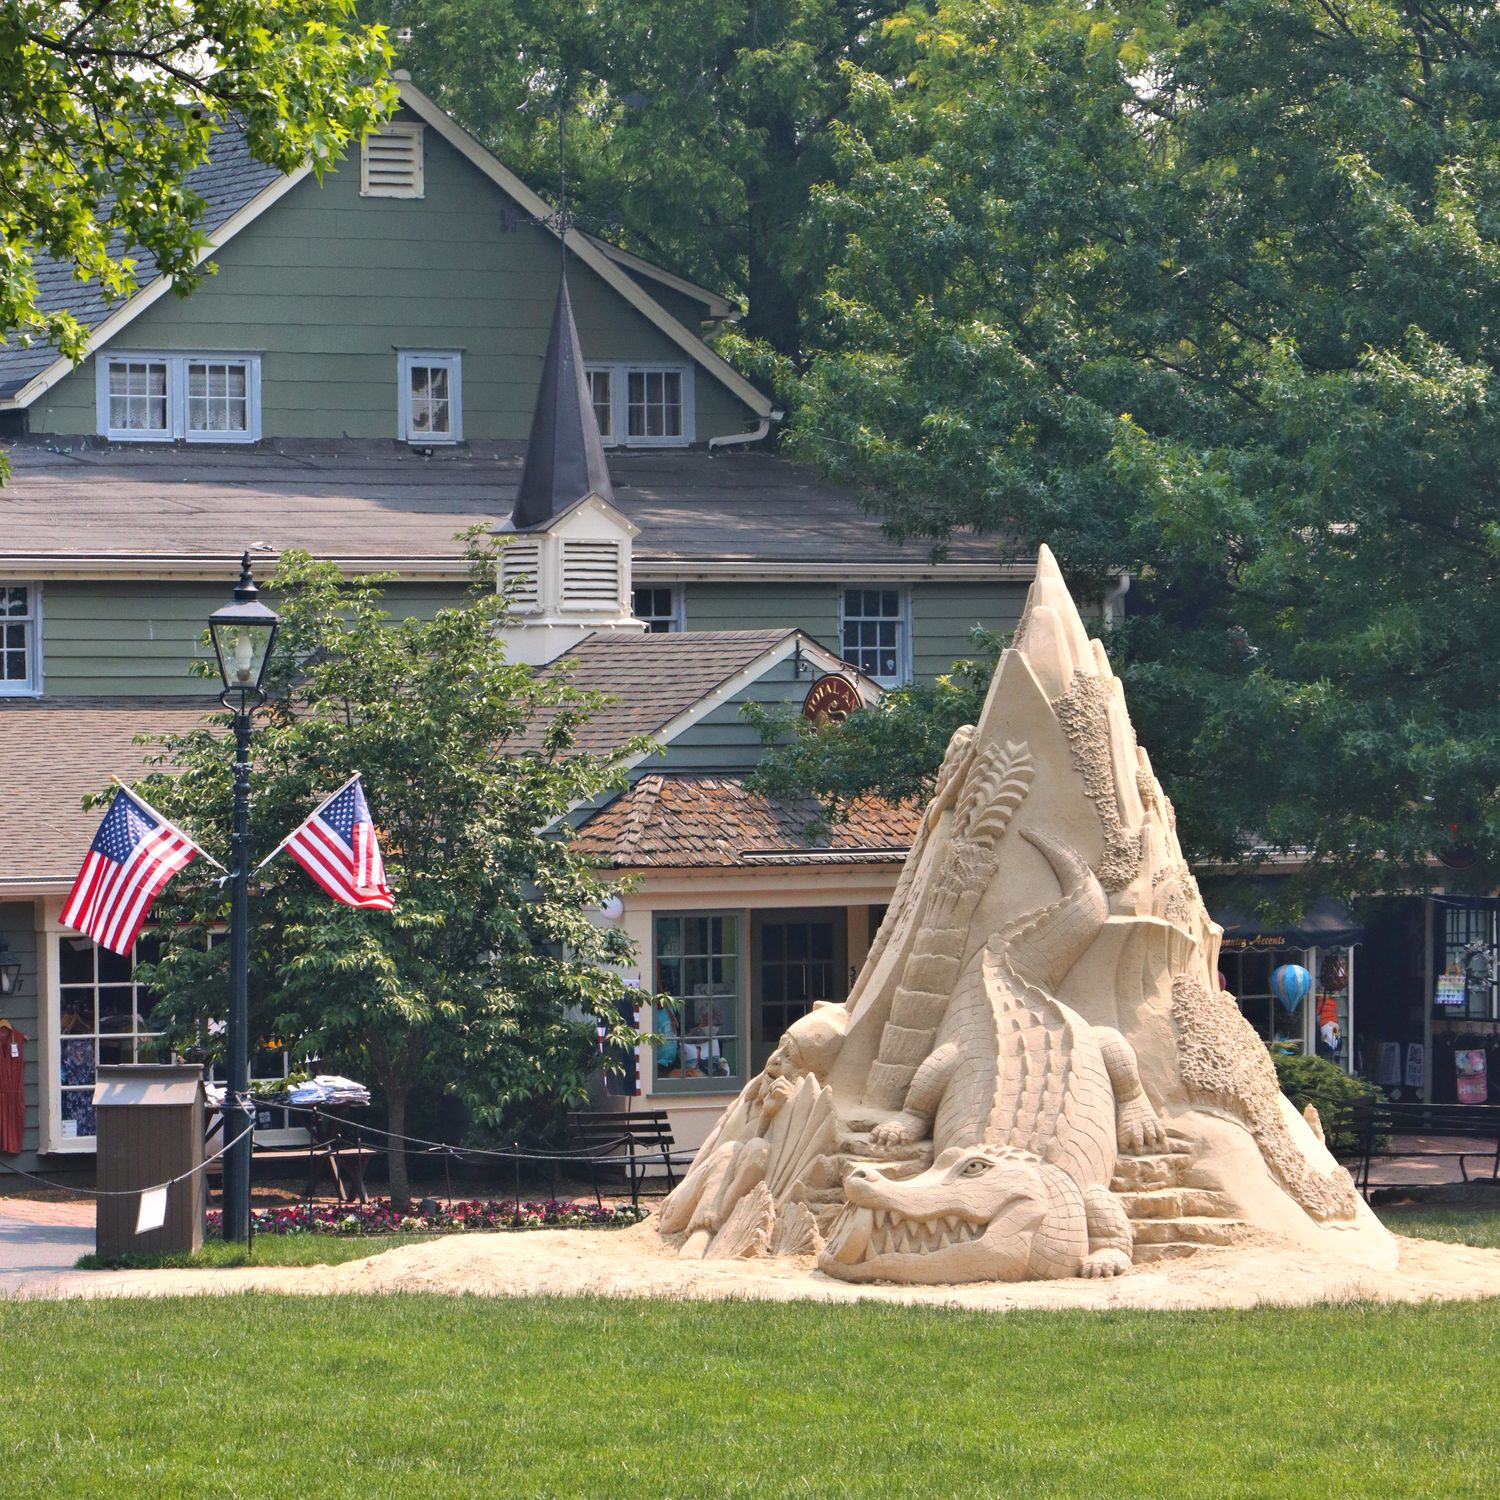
left=616, top=774, right=664, bottom=857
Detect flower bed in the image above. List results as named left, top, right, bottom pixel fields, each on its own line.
left=207, top=1199, right=647, bottom=1236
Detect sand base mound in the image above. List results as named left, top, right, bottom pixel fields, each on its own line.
left=18, top=1220, right=1500, bottom=1311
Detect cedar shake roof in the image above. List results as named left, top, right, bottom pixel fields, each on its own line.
left=515, top=630, right=796, bottom=753
left=573, top=773, right=919, bottom=868
left=0, top=440, right=1024, bottom=578
left=0, top=697, right=212, bottom=888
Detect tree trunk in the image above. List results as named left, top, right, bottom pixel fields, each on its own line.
left=385, top=1083, right=412, bottom=1212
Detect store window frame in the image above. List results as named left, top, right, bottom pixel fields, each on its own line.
left=651, top=911, right=743, bottom=1093
left=0, top=582, right=42, bottom=696
left=749, top=908, right=848, bottom=1076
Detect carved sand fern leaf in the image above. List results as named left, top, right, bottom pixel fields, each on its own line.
left=956, top=739, right=1034, bottom=847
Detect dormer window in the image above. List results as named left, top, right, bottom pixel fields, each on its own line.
left=361, top=123, right=424, bottom=198
left=397, top=351, right=461, bottom=443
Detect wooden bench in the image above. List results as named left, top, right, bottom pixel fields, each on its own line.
left=565, top=1109, right=697, bottom=1209
left=1328, top=1100, right=1500, bottom=1199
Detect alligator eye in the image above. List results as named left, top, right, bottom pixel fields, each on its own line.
left=959, top=1159, right=993, bottom=1177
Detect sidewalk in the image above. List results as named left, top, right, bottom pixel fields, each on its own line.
left=0, top=1198, right=94, bottom=1294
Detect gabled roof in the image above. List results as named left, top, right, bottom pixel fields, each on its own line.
left=573, top=773, right=919, bottom=869
left=0, top=697, right=213, bottom=888
left=0, top=79, right=772, bottom=423
left=516, top=627, right=871, bottom=756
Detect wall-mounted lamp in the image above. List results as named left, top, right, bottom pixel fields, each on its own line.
left=596, top=894, right=626, bottom=924
left=0, top=939, right=22, bottom=997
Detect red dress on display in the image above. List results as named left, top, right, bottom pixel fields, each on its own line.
left=0, top=1024, right=25, bottom=1154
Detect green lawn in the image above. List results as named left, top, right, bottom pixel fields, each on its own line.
left=1377, top=1202, right=1500, bottom=1248
left=75, top=1232, right=438, bottom=1271
left=2, top=1295, right=1498, bottom=1498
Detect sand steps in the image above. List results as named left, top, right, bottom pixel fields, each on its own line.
left=1116, top=1145, right=1247, bottom=1265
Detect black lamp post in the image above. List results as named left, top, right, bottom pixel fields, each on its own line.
left=207, top=552, right=279, bottom=1244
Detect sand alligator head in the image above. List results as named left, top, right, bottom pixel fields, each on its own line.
left=818, top=1146, right=1083, bottom=1284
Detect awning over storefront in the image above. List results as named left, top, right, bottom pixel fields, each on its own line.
left=1207, top=881, right=1364, bottom=951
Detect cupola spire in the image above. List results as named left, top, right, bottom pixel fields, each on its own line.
left=511, top=268, right=614, bottom=530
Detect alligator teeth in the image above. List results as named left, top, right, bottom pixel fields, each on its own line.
left=944, top=1215, right=961, bottom=1236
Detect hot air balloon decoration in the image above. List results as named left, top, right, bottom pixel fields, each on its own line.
left=1270, top=963, right=1312, bottom=1013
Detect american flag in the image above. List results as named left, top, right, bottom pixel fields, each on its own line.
left=60, top=788, right=202, bottom=956
left=281, top=775, right=394, bottom=910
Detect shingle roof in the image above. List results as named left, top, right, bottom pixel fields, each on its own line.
left=0, top=697, right=214, bottom=887
left=573, top=773, right=919, bottom=868
left=0, top=440, right=1024, bottom=577
left=0, top=131, right=284, bottom=399
left=516, top=630, right=795, bottom=753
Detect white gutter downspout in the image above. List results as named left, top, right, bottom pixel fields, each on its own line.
left=1102, top=570, right=1132, bottom=629
left=707, top=410, right=783, bottom=454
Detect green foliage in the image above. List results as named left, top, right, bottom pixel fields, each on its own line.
left=0, top=2, right=393, bottom=452
left=747, top=628, right=1001, bottom=829
left=131, top=546, right=644, bottom=1205
left=784, top=0, right=1500, bottom=899
left=374, top=0, right=913, bottom=359
left=1273, top=1053, right=1385, bottom=1156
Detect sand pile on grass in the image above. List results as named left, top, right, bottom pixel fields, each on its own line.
left=24, top=1218, right=1500, bottom=1311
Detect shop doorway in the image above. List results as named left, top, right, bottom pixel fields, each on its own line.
left=750, top=908, right=849, bottom=1074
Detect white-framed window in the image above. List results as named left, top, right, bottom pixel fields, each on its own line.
left=653, top=913, right=742, bottom=1091
left=632, top=585, right=683, bottom=633
left=96, top=353, right=261, bottom=443
left=0, top=583, right=42, bottom=695
left=397, top=351, right=462, bottom=443
left=841, top=587, right=910, bottom=686
left=585, top=363, right=694, bottom=446
left=361, top=122, right=425, bottom=198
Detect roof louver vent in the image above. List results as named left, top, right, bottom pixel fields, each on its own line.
left=562, top=540, right=622, bottom=610
left=500, top=541, right=541, bottom=612
left=361, top=124, right=424, bottom=198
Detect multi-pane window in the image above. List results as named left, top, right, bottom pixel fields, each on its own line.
left=759, top=919, right=838, bottom=1044
left=586, top=364, right=691, bottom=446
left=107, top=360, right=169, bottom=436
left=0, top=584, right=40, bottom=694
left=588, top=369, right=613, bottom=439
left=654, top=914, right=740, bottom=1085
left=398, top=352, right=461, bottom=442
left=628, top=369, right=683, bottom=440
left=186, top=361, right=250, bottom=435
left=841, top=587, right=908, bottom=686
left=98, top=354, right=260, bottom=441
left=632, top=585, right=682, bottom=633
left=57, top=935, right=167, bottom=1142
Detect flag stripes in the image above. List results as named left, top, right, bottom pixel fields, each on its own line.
left=281, top=774, right=394, bottom=910
left=60, top=789, right=202, bottom=956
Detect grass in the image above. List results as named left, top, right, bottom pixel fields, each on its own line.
left=1376, top=1201, right=1500, bottom=1249
left=75, top=1232, right=438, bottom=1271
left=1, top=1295, right=1498, bottom=1497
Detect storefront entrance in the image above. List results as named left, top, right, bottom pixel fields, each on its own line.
left=749, top=907, right=849, bottom=1074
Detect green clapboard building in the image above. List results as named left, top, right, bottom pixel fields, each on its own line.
left=0, top=78, right=1031, bottom=1171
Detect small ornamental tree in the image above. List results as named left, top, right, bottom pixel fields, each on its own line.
left=131, top=546, right=643, bottom=1208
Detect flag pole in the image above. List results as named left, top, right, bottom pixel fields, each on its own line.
left=252, top=770, right=364, bottom=874
left=109, top=774, right=228, bottom=873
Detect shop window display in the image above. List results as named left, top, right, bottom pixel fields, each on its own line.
left=654, top=914, right=739, bottom=1085
left=57, top=934, right=166, bottom=1140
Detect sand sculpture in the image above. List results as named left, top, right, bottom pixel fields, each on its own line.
left=658, top=546, right=1395, bottom=1283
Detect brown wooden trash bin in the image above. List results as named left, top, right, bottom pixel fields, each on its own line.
left=93, top=1064, right=206, bottom=1259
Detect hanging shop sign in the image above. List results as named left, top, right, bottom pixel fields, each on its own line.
left=802, top=673, right=862, bottom=727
